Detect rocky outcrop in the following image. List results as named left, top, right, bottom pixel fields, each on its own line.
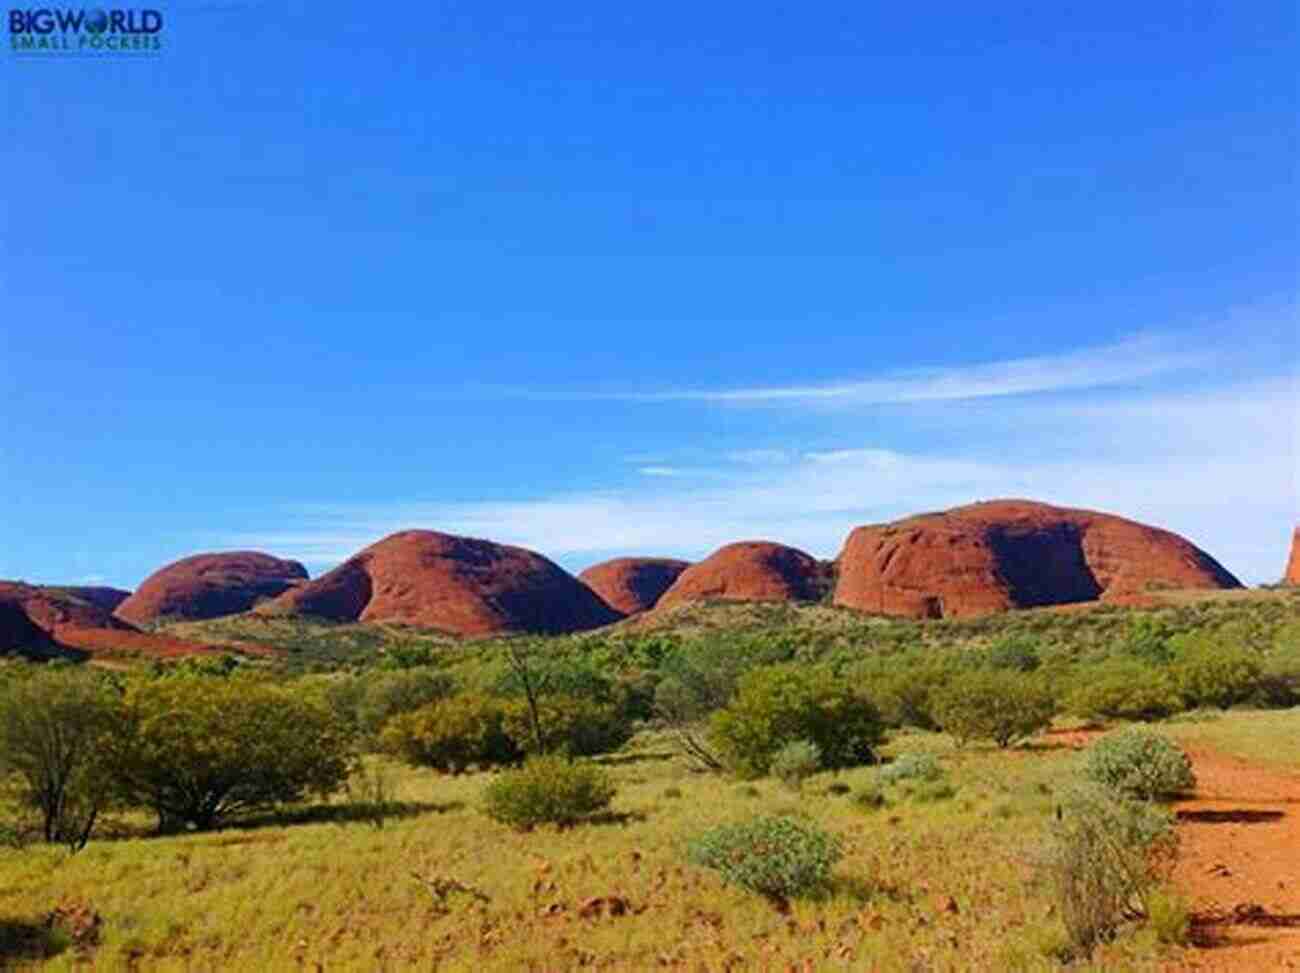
left=260, top=530, right=623, bottom=636
left=578, top=557, right=691, bottom=615
left=114, top=552, right=308, bottom=625
left=833, top=499, right=1241, bottom=619
left=655, top=541, right=827, bottom=611
left=1285, top=527, right=1300, bottom=586
left=0, top=581, right=134, bottom=636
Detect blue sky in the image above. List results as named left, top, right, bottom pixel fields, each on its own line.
left=2, top=1, right=1296, bottom=588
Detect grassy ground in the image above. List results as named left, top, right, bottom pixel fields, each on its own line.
left=1161, top=707, right=1300, bottom=769
left=0, top=728, right=1196, bottom=972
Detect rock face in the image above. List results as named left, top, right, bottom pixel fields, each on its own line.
left=0, top=581, right=134, bottom=636
left=578, top=557, right=691, bottom=615
left=60, top=586, right=132, bottom=614
left=0, top=599, right=53, bottom=652
left=261, top=530, right=623, bottom=636
left=655, top=541, right=827, bottom=611
left=1286, top=527, right=1300, bottom=586
left=114, top=552, right=309, bottom=625
left=834, top=499, right=1241, bottom=619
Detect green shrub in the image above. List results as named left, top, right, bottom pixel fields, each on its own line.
left=1168, top=637, right=1262, bottom=709
left=769, top=739, right=821, bottom=790
left=709, top=665, right=883, bottom=777
left=357, top=668, right=456, bottom=736
left=112, top=678, right=354, bottom=831
left=1081, top=728, right=1195, bottom=801
left=481, top=754, right=615, bottom=829
left=878, top=751, right=942, bottom=785
left=1146, top=887, right=1191, bottom=945
left=380, top=693, right=519, bottom=773
left=1039, top=784, right=1177, bottom=955
left=866, top=663, right=952, bottom=730
left=932, top=670, right=1056, bottom=747
left=979, top=635, right=1042, bottom=672
left=502, top=695, right=633, bottom=757
left=1064, top=661, right=1181, bottom=722
left=0, top=668, right=121, bottom=850
left=852, top=783, right=885, bottom=811
left=687, top=815, right=843, bottom=898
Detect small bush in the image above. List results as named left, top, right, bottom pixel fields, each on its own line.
left=1169, top=639, right=1262, bottom=710
left=502, top=695, right=633, bottom=758
left=357, top=668, right=456, bottom=736
left=482, top=754, right=616, bottom=830
left=907, top=779, right=957, bottom=803
left=932, top=670, right=1056, bottom=747
left=380, top=693, right=518, bottom=773
left=687, top=815, right=843, bottom=898
left=1064, top=660, right=1182, bottom=722
left=709, top=665, right=883, bottom=777
left=866, top=663, right=953, bottom=730
left=852, top=783, right=886, bottom=811
left=979, top=635, right=1042, bottom=672
left=1082, top=728, right=1196, bottom=801
left=1040, top=785, right=1177, bottom=955
left=878, top=751, right=942, bottom=785
left=1146, top=888, right=1191, bottom=945
left=770, top=739, right=821, bottom=790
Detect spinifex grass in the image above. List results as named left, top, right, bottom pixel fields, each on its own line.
left=0, top=729, right=1197, bottom=972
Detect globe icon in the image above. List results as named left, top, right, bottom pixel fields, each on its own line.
left=84, top=9, right=108, bottom=33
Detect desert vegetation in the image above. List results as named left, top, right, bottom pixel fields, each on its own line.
left=0, top=588, right=1296, bottom=968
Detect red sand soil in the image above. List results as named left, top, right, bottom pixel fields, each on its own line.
left=1166, top=747, right=1300, bottom=971
left=833, top=499, right=1240, bottom=620
left=654, top=541, right=827, bottom=611
left=114, top=551, right=308, bottom=625
left=578, top=557, right=690, bottom=615
left=1285, top=528, right=1300, bottom=586
left=261, top=529, right=623, bottom=636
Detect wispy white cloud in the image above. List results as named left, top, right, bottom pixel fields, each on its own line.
left=222, top=377, right=1296, bottom=585
left=623, top=333, right=1204, bottom=405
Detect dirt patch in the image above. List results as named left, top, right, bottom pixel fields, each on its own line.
left=1167, top=746, right=1300, bottom=970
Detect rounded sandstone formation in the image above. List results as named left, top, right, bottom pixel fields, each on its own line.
left=260, top=530, right=623, bottom=636
left=0, top=599, right=54, bottom=652
left=0, top=580, right=134, bottom=636
left=655, top=541, right=826, bottom=611
left=114, top=552, right=309, bottom=625
left=834, top=499, right=1241, bottom=620
left=578, top=557, right=691, bottom=615
left=1285, top=527, right=1300, bottom=586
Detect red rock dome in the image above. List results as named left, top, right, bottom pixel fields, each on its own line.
left=578, top=557, right=691, bottom=615
left=655, top=541, right=827, bottom=611
left=260, top=530, right=622, bottom=636
left=114, top=551, right=308, bottom=625
left=1285, top=527, right=1300, bottom=586
left=834, top=499, right=1241, bottom=619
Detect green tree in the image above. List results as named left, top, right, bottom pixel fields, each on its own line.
left=112, top=678, right=353, bottom=831
left=0, top=667, right=121, bottom=850
left=1169, top=637, right=1261, bottom=709
left=709, top=665, right=883, bottom=778
left=381, top=693, right=519, bottom=773
left=932, top=669, right=1055, bottom=747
